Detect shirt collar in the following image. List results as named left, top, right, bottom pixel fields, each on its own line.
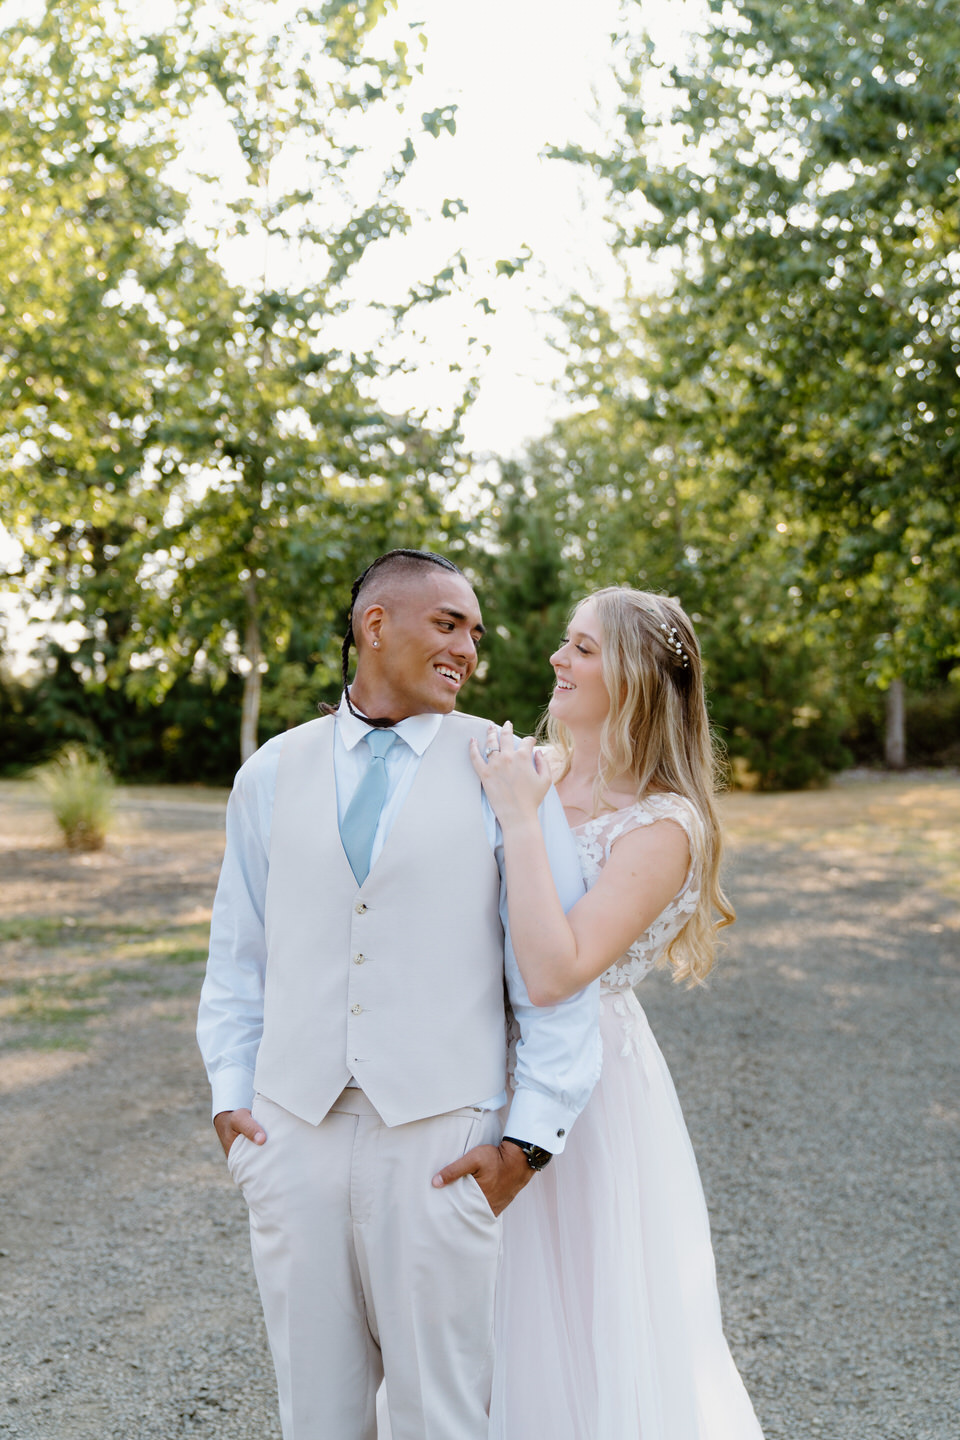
left=335, top=693, right=443, bottom=757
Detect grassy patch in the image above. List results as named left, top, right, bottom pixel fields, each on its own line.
left=111, top=935, right=208, bottom=966
left=0, top=917, right=160, bottom=945
left=2, top=971, right=114, bottom=1024
left=0, top=922, right=210, bottom=1047
left=0, top=917, right=91, bottom=945
left=720, top=777, right=960, bottom=893
left=1, top=1031, right=92, bottom=1053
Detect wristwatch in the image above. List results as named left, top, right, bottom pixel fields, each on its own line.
left=502, top=1136, right=553, bottom=1171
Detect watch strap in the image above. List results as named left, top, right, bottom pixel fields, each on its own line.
left=502, top=1136, right=553, bottom=1171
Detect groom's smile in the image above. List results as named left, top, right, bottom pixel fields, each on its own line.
left=350, top=568, right=486, bottom=720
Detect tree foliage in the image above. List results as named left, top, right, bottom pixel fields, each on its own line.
left=462, top=463, right=578, bottom=736
left=562, top=0, right=960, bottom=707
left=469, top=301, right=852, bottom=785
left=0, top=1, right=216, bottom=673
left=4, top=0, right=958, bottom=786
left=0, top=0, right=470, bottom=761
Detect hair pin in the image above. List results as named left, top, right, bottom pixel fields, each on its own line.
left=659, top=621, right=689, bottom=668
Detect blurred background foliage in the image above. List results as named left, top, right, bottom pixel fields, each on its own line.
left=1, top=0, right=958, bottom=788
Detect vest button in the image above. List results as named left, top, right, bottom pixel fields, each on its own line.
left=351, top=1004, right=363, bottom=1015
left=353, top=953, right=365, bottom=965
left=355, top=901, right=367, bottom=914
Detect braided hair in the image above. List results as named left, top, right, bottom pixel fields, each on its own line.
left=321, top=549, right=464, bottom=726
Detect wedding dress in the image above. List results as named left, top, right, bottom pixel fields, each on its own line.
left=378, top=793, right=764, bottom=1439
left=488, top=793, right=765, bottom=1439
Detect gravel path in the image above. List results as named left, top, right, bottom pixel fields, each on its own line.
left=0, top=777, right=957, bottom=1439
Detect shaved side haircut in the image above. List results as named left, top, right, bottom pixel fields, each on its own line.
left=325, top=549, right=465, bottom=725
left=353, top=550, right=463, bottom=619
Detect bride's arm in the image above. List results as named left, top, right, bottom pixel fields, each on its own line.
left=471, top=723, right=690, bottom=1006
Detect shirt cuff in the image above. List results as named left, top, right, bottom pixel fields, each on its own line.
left=209, top=1064, right=256, bottom=1119
left=503, top=1087, right=581, bottom=1156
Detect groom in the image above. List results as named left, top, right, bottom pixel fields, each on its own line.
left=197, top=549, right=600, bottom=1440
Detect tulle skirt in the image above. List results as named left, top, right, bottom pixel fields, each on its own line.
left=378, top=987, right=764, bottom=1439
left=487, top=986, right=764, bottom=1439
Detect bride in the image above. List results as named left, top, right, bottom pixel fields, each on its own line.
left=472, top=586, right=765, bottom=1439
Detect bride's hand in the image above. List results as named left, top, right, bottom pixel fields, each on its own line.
left=469, top=721, right=552, bottom=826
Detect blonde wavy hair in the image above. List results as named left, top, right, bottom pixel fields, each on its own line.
left=545, top=586, right=734, bottom=985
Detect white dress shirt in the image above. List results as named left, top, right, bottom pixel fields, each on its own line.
left=198, top=704, right=601, bottom=1152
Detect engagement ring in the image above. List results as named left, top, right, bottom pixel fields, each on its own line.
left=484, top=742, right=499, bottom=757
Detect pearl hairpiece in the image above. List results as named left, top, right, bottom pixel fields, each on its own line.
left=660, top=621, right=689, bottom=668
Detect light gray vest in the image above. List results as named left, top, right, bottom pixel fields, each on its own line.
left=254, top=712, right=506, bottom=1127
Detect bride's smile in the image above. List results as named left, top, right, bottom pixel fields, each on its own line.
left=548, top=599, right=610, bottom=731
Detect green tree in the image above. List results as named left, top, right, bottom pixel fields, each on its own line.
left=133, top=0, right=474, bottom=759
left=497, top=299, right=851, bottom=785
left=1, top=0, right=472, bottom=763
left=564, top=0, right=960, bottom=763
left=0, top=0, right=222, bottom=690
left=463, top=462, right=577, bottom=735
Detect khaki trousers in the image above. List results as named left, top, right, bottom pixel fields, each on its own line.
left=228, top=1089, right=504, bottom=1440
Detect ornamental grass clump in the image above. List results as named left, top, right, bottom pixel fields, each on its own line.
left=35, top=745, right=114, bottom=851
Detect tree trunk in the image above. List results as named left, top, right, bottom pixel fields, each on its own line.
left=240, top=577, right=263, bottom=764
left=884, top=677, right=906, bottom=770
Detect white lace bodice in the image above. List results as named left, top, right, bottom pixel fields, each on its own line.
left=572, top=793, right=702, bottom=991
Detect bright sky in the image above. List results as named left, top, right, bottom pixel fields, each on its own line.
left=368, top=0, right=634, bottom=454
left=168, top=0, right=706, bottom=455
left=340, top=0, right=706, bottom=454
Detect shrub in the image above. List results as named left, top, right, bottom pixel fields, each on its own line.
left=34, top=745, right=115, bottom=851
left=703, top=623, right=852, bottom=791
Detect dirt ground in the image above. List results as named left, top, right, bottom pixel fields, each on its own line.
left=0, top=774, right=958, bottom=1439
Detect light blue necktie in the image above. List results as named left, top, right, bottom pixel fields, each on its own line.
left=340, top=729, right=398, bottom=885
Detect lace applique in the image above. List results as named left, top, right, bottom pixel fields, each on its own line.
left=608, top=991, right=646, bottom=1057
left=572, top=793, right=703, bottom=993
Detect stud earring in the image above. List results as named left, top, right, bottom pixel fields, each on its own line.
left=372, top=640, right=380, bottom=648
